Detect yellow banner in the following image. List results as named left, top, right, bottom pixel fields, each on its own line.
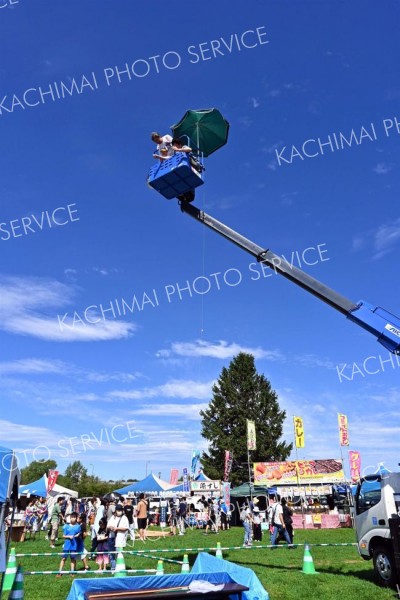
left=247, top=420, right=256, bottom=450
left=338, top=413, right=349, bottom=446
left=293, top=416, right=305, bottom=448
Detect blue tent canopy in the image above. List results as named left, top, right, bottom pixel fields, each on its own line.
left=19, top=474, right=47, bottom=497
left=0, top=446, right=20, bottom=504
left=195, top=471, right=210, bottom=481
left=115, top=473, right=171, bottom=495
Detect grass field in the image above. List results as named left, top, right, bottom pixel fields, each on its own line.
left=1, top=526, right=396, bottom=600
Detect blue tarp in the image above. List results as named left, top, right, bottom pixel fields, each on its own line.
left=192, top=553, right=269, bottom=600
left=67, top=572, right=235, bottom=600
left=19, top=474, right=47, bottom=497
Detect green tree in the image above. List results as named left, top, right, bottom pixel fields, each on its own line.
left=200, top=352, right=292, bottom=486
left=20, top=460, right=57, bottom=484
left=59, top=461, right=88, bottom=489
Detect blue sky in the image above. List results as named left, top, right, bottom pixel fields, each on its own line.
left=0, top=0, right=399, bottom=483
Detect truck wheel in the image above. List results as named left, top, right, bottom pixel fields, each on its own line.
left=373, top=546, right=397, bottom=587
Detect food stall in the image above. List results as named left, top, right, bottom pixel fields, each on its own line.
left=254, top=459, right=352, bottom=528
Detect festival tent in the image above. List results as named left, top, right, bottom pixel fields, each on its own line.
left=19, top=474, right=47, bottom=498
left=0, top=447, right=19, bottom=505
left=230, top=483, right=275, bottom=497
left=0, top=446, right=20, bottom=574
left=168, top=471, right=213, bottom=493
left=115, top=473, right=172, bottom=495
left=195, top=471, right=211, bottom=481
left=19, top=474, right=77, bottom=499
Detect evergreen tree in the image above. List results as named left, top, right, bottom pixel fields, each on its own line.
left=200, top=352, right=292, bottom=486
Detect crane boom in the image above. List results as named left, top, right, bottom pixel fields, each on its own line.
left=179, top=202, right=400, bottom=354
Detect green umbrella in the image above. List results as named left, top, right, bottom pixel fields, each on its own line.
left=171, top=108, right=230, bottom=157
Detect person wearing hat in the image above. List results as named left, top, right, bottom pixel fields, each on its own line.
left=107, top=504, right=129, bottom=571
left=252, top=506, right=262, bottom=542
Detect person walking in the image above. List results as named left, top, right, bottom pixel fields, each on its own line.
left=123, top=498, right=135, bottom=542
left=281, top=498, right=294, bottom=543
left=90, top=498, right=106, bottom=559
left=136, top=494, right=148, bottom=541
left=178, top=497, right=187, bottom=535
left=49, top=497, right=64, bottom=549
left=270, top=496, right=292, bottom=547
left=168, top=500, right=177, bottom=536
left=240, top=504, right=253, bottom=547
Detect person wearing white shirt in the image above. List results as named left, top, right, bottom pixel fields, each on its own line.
left=107, top=504, right=129, bottom=571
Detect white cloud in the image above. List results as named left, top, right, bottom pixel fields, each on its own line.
left=160, top=339, right=283, bottom=361
left=351, top=235, right=365, bottom=252
left=373, top=162, right=392, bottom=175
left=373, top=218, right=400, bottom=259
left=249, top=97, right=260, bottom=108
left=109, top=379, right=214, bottom=401
left=0, top=357, right=140, bottom=383
left=0, top=358, right=66, bottom=375
left=262, top=141, right=284, bottom=155
left=134, top=403, right=207, bottom=420
left=0, top=275, right=136, bottom=342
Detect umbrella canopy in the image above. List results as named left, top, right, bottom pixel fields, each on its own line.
left=171, top=108, right=229, bottom=157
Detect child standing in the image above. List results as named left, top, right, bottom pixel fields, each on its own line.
left=252, top=507, right=262, bottom=542
left=76, top=514, right=90, bottom=571
left=95, top=518, right=109, bottom=572
left=56, top=512, right=81, bottom=577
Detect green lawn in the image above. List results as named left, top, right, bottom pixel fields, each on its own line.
left=2, top=526, right=395, bottom=600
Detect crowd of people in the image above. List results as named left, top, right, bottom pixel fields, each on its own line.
left=42, top=493, right=231, bottom=575
left=6, top=491, right=297, bottom=576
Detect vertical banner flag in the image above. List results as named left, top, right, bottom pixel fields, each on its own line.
left=247, top=420, right=256, bottom=450
left=221, top=481, right=231, bottom=506
left=182, top=468, right=190, bottom=493
left=224, top=450, right=233, bottom=481
left=191, top=449, right=200, bottom=478
left=169, top=468, right=179, bottom=486
left=160, top=501, right=167, bottom=528
left=338, top=413, right=349, bottom=446
left=293, top=416, right=305, bottom=448
left=47, top=470, right=59, bottom=493
left=349, top=451, right=361, bottom=482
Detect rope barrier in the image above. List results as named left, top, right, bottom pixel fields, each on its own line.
left=24, top=569, right=157, bottom=576
left=15, top=541, right=357, bottom=558
left=126, top=552, right=183, bottom=565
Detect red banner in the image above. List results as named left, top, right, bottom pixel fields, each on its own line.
left=169, top=468, right=179, bottom=485
left=47, top=470, right=59, bottom=493
left=224, top=450, right=233, bottom=482
left=349, top=451, right=361, bottom=482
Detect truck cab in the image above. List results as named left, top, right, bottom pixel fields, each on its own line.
left=354, top=473, right=400, bottom=587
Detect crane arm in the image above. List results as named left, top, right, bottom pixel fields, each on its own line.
left=179, top=202, right=400, bottom=354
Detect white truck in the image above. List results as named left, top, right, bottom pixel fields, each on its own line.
left=354, top=472, right=400, bottom=587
